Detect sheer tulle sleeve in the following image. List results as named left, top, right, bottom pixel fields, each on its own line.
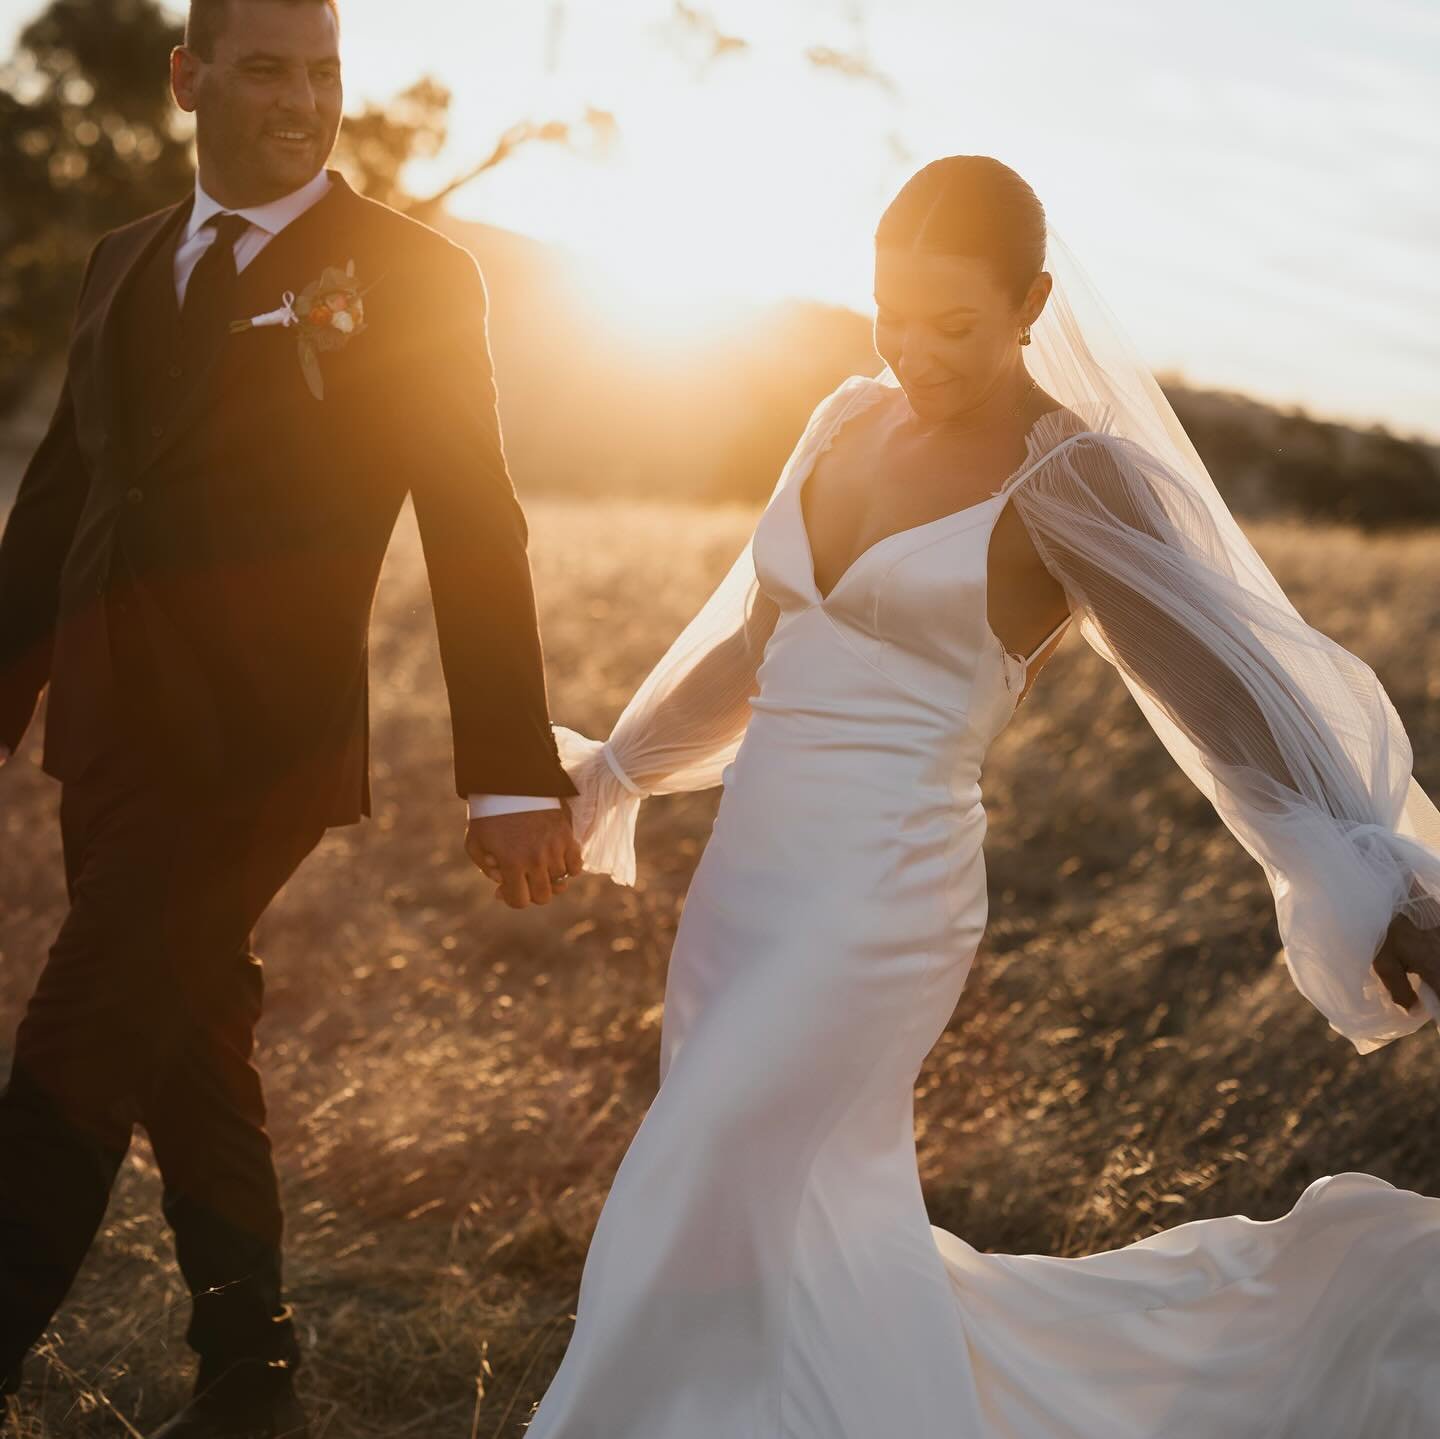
left=554, top=377, right=872, bottom=886
left=1008, top=408, right=1440, bottom=1053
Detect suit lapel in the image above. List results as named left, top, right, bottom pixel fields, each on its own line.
left=69, top=197, right=192, bottom=468
left=232, top=170, right=358, bottom=325
left=142, top=171, right=360, bottom=474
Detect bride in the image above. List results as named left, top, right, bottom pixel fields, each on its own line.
left=526, top=156, right=1440, bottom=1437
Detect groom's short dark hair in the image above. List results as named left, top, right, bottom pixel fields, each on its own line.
left=186, top=0, right=341, bottom=62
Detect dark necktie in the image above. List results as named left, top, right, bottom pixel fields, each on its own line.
left=181, top=211, right=252, bottom=351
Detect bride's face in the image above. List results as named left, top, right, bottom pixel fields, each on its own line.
left=873, top=247, right=1039, bottom=422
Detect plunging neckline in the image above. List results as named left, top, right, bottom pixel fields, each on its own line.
left=795, top=383, right=1062, bottom=606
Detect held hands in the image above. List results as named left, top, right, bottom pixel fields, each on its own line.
left=1371, top=911, right=1440, bottom=1013
left=466, top=805, right=585, bottom=909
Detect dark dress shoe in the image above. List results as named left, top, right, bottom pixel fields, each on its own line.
left=146, top=1360, right=310, bottom=1439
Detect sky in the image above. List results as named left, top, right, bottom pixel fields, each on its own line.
left=3, top=0, right=1438, bottom=440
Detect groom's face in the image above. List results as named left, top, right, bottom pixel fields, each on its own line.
left=173, top=0, right=343, bottom=207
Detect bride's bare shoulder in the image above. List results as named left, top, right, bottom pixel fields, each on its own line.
left=827, top=377, right=901, bottom=450
left=1029, top=400, right=1089, bottom=439
left=1025, top=401, right=1127, bottom=473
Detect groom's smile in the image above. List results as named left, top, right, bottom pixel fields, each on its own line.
left=172, top=0, right=344, bottom=209
left=264, top=125, right=323, bottom=164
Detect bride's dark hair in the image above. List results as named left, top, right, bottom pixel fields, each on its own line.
left=876, top=156, right=1046, bottom=307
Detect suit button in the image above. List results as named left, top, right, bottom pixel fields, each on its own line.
left=168, top=364, right=183, bottom=380
left=150, top=423, right=165, bottom=439
left=126, top=487, right=144, bottom=506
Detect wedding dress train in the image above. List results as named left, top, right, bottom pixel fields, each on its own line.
left=526, top=375, right=1440, bottom=1438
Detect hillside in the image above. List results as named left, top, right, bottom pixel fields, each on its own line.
left=438, top=216, right=1440, bottom=528
left=3, top=215, right=1435, bottom=530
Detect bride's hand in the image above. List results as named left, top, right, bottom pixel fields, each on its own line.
left=1371, top=912, right=1440, bottom=1011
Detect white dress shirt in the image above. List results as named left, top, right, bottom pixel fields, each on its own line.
left=175, top=166, right=333, bottom=304
left=162, top=170, right=556, bottom=822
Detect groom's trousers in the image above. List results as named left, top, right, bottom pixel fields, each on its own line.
left=0, top=731, right=329, bottom=1384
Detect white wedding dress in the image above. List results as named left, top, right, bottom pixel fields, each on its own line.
left=528, top=371, right=1440, bottom=1438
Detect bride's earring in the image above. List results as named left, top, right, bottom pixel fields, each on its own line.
left=1019, top=324, right=1032, bottom=346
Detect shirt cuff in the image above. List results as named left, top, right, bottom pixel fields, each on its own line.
left=467, top=793, right=564, bottom=821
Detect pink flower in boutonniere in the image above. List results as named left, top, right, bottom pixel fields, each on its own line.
left=230, top=259, right=378, bottom=401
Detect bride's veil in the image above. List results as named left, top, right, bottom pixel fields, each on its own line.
left=1041, top=222, right=1440, bottom=858
left=876, top=222, right=1440, bottom=1049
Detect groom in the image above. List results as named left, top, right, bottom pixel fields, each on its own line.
left=0, top=0, right=583, bottom=1434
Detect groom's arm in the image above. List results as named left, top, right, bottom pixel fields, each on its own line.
left=400, top=237, right=577, bottom=804
left=0, top=377, right=86, bottom=764
left=0, top=243, right=104, bottom=760
left=395, top=236, right=582, bottom=905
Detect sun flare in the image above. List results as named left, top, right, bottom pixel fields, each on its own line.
left=562, top=239, right=772, bottom=346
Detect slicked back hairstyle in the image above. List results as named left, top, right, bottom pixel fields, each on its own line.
left=186, top=0, right=341, bottom=62
left=876, top=156, right=1046, bottom=308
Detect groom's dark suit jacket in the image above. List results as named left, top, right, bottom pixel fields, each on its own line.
left=0, top=169, right=577, bottom=826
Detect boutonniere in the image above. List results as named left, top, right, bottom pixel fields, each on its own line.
left=230, top=259, right=377, bottom=400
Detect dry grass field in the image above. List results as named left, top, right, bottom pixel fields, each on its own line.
left=2, top=494, right=1439, bottom=1437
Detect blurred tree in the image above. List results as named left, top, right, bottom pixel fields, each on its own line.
left=804, top=45, right=896, bottom=93
left=332, top=80, right=617, bottom=225
left=407, top=106, right=618, bottom=224
left=331, top=74, right=452, bottom=211
left=660, top=3, right=750, bottom=75
left=0, top=0, right=192, bottom=411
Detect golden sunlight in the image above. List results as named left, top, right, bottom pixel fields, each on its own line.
left=425, top=8, right=894, bottom=347
left=350, top=0, right=1439, bottom=440
left=567, top=244, right=769, bottom=345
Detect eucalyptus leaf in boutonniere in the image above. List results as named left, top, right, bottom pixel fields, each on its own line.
left=230, top=259, right=378, bottom=401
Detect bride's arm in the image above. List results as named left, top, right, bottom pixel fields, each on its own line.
left=1010, top=431, right=1440, bottom=1053
left=555, top=375, right=874, bottom=885
left=584, top=554, right=780, bottom=799
left=554, top=541, right=778, bottom=886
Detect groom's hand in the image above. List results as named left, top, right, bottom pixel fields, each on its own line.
left=466, top=808, right=585, bottom=909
